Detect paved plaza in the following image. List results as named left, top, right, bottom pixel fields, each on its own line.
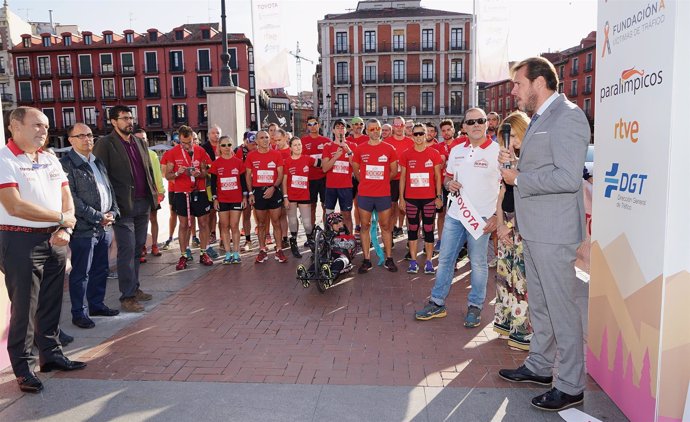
left=0, top=209, right=628, bottom=421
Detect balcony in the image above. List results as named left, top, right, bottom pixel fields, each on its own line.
left=197, top=89, right=207, bottom=98
left=144, top=66, right=159, bottom=75
left=334, top=77, right=349, bottom=86
left=79, top=69, right=94, bottom=77
left=144, top=91, right=161, bottom=99
left=448, top=74, right=466, bottom=83
left=362, top=43, right=378, bottom=53
left=147, top=120, right=162, bottom=128
left=449, top=41, right=467, bottom=51
left=122, top=92, right=138, bottom=100
left=570, top=89, right=578, bottom=97
left=361, top=73, right=438, bottom=85
left=99, top=69, right=115, bottom=77
left=37, top=71, right=53, bottom=79
left=363, top=108, right=379, bottom=117
left=60, top=95, right=75, bottom=102
left=58, top=69, right=73, bottom=78
left=582, top=87, right=592, bottom=95
left=170, top=89, right=187, bottom=99
left=121, top=66, right=136, bottom=76
left=420, top=108, right=435, bottom=116
left=333, top=45, right=349, bottom=54
left=39, top=96, right=54, bottom=103
left=196, top=63, right=212, bottom=72
left=0, top=67, right=5, bottom=74
left=102, top=94, right=118, bottom=101
left=169, top=66, right=185, bottom=74
left=585, top=64, right=593, bottom=72
left=18, top=95, right=33, bottom=104
left=1, top=93, right=13, bottom=102
left=570, top=68, right=579, bottom=77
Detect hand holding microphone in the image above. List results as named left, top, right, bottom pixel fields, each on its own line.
left=501, top=123, right=512, bottom=169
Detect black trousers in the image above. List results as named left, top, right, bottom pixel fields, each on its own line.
left=0, top=231, right=65, bottom=377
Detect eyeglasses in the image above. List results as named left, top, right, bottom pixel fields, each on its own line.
left=116, top=116, right=135, bottom=121
left=368, top=127, right=381, bottom=131
left=465, top=118, right=487, bottom=126
left=413, top=132, right=426, bottom=136
left=307, top=122, right=318, bottom=127
left=393, top=123, right=404, bottom=127
left=69, top=133, right=95, bottom=140
left=219, top=143, right=232, bottom=147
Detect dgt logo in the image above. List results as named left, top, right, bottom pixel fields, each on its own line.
left=604, top=163, right=648, bottom=198
left=614, top=118, right=639, bottom=143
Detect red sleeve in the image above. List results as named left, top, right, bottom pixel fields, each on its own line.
left=399, top=150, right=408, bottom=168
left=208, top=161, right=217, bottom=175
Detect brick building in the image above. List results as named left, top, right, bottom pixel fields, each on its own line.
left=316, top=0, right=473, bottom=130
left=11, top=23, right=256, bottom=147
left=482, top=31, right=596, bottom=136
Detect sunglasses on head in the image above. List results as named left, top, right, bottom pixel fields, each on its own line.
left=465, top=118, right=487, bottom=126
left=413, top=132, right=426, bottom=136
left=219, top=143, right=232, bottom=147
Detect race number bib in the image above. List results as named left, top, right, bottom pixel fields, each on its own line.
left=410, top=172, right=430, bottom=188
left=291, top=175, right=308, bottom=190
left=220, top=176, right=238, bottom=191
left=365, top=165, right=384, bottom=180
left=333, top=160, right=350, bottom=174
left=257, top=170, right=274, bottom=184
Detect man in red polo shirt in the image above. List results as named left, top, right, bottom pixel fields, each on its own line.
left=300, top=116, right=330, bottom=232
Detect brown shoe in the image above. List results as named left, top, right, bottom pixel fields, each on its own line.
left=135, top=289, right=152, bottom=301
left=121, top=297, right=144, bottom=313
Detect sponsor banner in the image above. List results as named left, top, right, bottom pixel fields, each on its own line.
left=446, top=190, right=486, bottom=240
left=251, top=0, right=290, bottom=89
left=476, top=0, right=510, bottom=82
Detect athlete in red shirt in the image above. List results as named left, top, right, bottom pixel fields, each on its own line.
left=346, top=116, right=369, bottom=236
left=281, top=137, right=318, bottom=258
left=209, top=135, right=246, bottom=264
left=322, top=119, right=356, bottom=233
left=159, top=147, right=178, bottom=250
left=163, top=125, right=213, bottom=270
left=399, top=123, right=443, bottom=275
left=352, top=118, right=399, bottom=273
left=300, top=116, right=330, bottom=228
left=246, top=130, right=287, bottom=263
left=274, top=128, right=291, bottom=249
left=384, top=116, right=415, bottom=240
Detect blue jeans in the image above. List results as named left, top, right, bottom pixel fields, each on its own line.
left=68, top=230, right=113, bottom=318
left=430, top=216, right=490, bottom=309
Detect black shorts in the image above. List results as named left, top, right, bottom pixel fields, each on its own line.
left=168, top=192, right=176, bottom=207
left=173, top=191, right=211, bottom=218
left=309, top=178, right=326, bottom=204
left=352, top=177, right=359, bottom=198
left=253, top=186, right=283, bottom=210
left=390, top=180, right=401, bottom=202
left=218, top=202, right=244, bottom=212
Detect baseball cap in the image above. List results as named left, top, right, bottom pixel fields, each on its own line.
left=351, top=116, right=364, bottom=125
left=243, top=131, right=257, bottom=143
left=333, top=118, right=347, bottom=128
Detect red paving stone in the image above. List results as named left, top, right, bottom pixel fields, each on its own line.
left=58, top=254, right=601, bottom=391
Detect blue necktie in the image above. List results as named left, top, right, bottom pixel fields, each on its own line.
left=527, top=113, right=540, bottom=133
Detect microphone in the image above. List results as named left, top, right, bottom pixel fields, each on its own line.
left=501, top=123, right=512, bottom=169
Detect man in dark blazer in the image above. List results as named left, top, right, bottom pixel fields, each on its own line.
left=498, top=57, right=590, bottom=412
left=61, top=123, right=120, bottom=329
left=93, top=105, right=158, bottom=313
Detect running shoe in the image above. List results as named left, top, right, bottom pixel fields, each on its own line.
left=407, top=261, right=419, bottom=274
left=151, top=245, right=161, bottom=257
left=255, top=249, right=268, bottom=263
left=424, top=261, right=435, bottom=274
left=415, top=302, right=447, bottom=321
left=199, top=252, right=213, bottom=266
left=175, top=255, right=188, bottom=271
left=223, top=252, right=233, bottom=265
left=275, top=249, right=288, bottom=263
left=384, top=257, right=398, bottom=272
left=231, top=252, right=241, bottom=264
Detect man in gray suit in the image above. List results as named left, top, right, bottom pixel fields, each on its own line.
left=497, top=57, right=590, bottom=412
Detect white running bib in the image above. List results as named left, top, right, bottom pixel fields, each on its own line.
left=220, top=176, right=238, bottom=191
left=291, top=175, right=308, bottom=189
left=257, top=170, right=273, bottom=184
left=365, top=165, right=384, bottom=180
left=333, top=160, right=350, bottom=174
left=410, top=172, right=430, bottom=188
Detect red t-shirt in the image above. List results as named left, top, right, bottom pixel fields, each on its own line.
left=399, top=147, right=443, bottom=199
left=383, top=136, right=414, bottom=180
left=167, top=144, right=212, bottom=193
left=353, top=141, right=397, bottom=197
left=300, top=135, right=330, bottom=180
left=278, top=147, right=291, bottom=162
left=347, top=134, right=370, bottom=146
left=433, top=138, right=464, bottom=161
left=209, top=156, right=245, bottom=203
left=322, top=141, right=357, bottom=188
left=246, top=150, right=284, bottom=187
left=160, top=149, right=176, bottom=193
left=283, top=155, right=316, bottom=201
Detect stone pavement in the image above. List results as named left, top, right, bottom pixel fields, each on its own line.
left=0, top=227, right=629, bottom=421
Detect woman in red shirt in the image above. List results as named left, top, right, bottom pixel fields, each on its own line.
left=209, top=135, right=247, bottom=264
left=398, top=123, right=443, bottom=275
left=281, top=137, right=318, bottom=258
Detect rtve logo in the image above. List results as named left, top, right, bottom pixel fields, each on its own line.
left=604, top=163, right=648, bottom=198
left=614, top=118, right=639, bottom=143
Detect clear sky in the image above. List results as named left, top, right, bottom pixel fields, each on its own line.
left=15, top=0, right=597, bottom=92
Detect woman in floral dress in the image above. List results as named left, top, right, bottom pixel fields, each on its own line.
left=493, top=111, right=532, bottom=351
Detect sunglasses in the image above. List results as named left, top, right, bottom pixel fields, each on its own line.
left=368, top=127, right=381, bottom=131
left=413, top=132, right=426, bottom=136
left=465, top=118, right=487, bottom=126
left=307, top=122, right=318, bottom=127
left=219, top=143, right=232, bottom=147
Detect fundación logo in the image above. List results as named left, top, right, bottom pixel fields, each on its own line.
left=601, top=0, right=666, bottom=58
left=604, top=162, right=648, bottom=198
left=599, top=67, right=663, bottom=103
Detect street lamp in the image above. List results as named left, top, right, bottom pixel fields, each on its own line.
left=219, top=0, right=234, bottom=87
left=325, top=93, right=331, bottom=138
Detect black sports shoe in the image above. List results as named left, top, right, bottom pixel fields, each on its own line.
left=498, top=365, right=553, bottom=386
left=384, top=257, right=398, bottom=272
left=531, top=387, right=584, bottom=411
left=358, top=259, right=373, bottom=274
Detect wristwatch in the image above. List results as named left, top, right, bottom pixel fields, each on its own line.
left=506, top=222, right=514, bottom=229
left=59, top=227, right=74, bottom=235
left=436, top=194, right=443, bottom=199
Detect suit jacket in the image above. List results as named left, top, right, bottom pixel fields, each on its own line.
left=93, top=130, right=158, bottom=217
left=60, top=150, right=120, bottom=238
left=514, top=94, right=590, bottom=245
